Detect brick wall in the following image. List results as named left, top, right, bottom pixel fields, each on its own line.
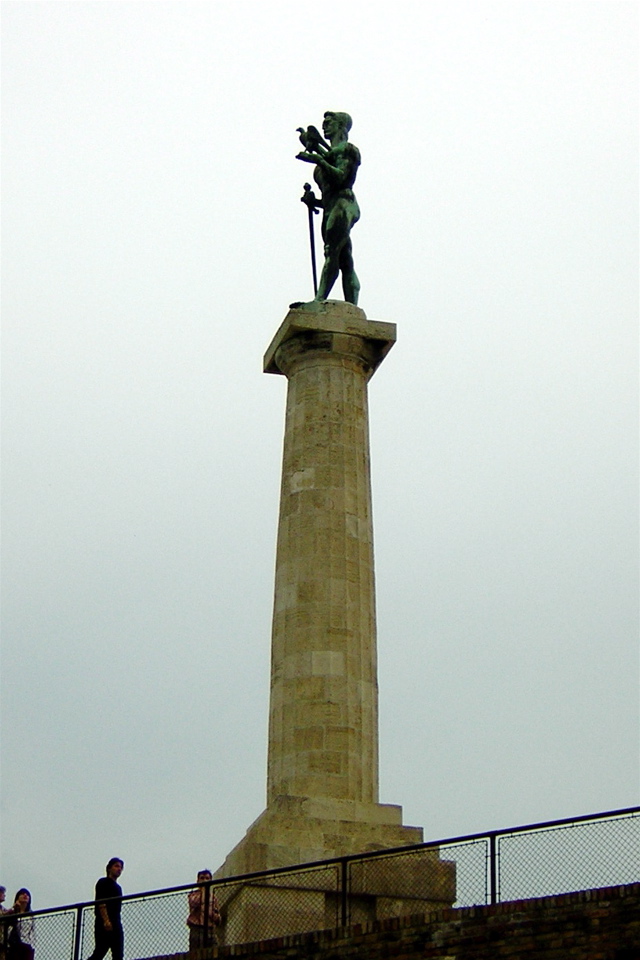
left=163, top=883, right=639, bottom=960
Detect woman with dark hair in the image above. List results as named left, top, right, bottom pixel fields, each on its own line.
left=7, top=889, right=35, bottom=960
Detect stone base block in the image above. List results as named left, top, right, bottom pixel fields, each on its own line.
left=215, top=795, right=423, bottom=877
left=214, top=796, right=455, bottom=944
left=222, top=884, right=328, bottom=945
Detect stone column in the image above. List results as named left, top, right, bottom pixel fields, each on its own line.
left=264, top=300, right=394, bottom=807
left=215, top=302, right=455, bottom=937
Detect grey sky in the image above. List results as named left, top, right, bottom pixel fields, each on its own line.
left=2, top=1, right=637, bottom=911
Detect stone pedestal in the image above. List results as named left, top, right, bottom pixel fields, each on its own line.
left=215, top=302, right=454, bottom=941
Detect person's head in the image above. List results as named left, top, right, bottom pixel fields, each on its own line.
left=106, top=858, right=124, bottom=879
left=196, top=870, right=212, bottom=884
left=0, top=886, right=6, bottom=904
left=14, top=889, right=31, bottom=912
left=323, top=111, right=352, bottom=142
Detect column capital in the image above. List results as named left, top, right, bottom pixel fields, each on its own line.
left=264, top=300, right=396, bottom=378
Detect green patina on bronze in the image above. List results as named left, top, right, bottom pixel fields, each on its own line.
left=296, top=111, right=361, bottom=305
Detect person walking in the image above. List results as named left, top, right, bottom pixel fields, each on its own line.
left=86, top=859, right=124, bottom=960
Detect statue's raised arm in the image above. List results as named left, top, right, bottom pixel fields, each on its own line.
left=296, top=111, right=361, bottom=305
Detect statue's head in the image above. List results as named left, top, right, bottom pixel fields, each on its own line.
left=323, top=111, right=352, bottom=139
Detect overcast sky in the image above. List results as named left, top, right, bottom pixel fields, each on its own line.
left=2, top=0, right=638, bottom=912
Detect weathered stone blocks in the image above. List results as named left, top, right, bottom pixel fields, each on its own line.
left=215, top=302, right=454, bottom=939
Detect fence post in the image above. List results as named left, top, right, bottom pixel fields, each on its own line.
left=340, top=859, right=348, bottom=927
left=72, top=905, right=83, bottom=960
left=203, top=883, right=210, bottom=948
left=489, top=834, right=498, bottom=905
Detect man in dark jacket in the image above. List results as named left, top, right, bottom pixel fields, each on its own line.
left=86, top=859, right=124, bottom=960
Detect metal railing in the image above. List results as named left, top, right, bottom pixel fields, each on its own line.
left=1, top=807, right=637, bottom=959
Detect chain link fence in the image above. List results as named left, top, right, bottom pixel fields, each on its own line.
left=496, top=810, right=640, bottom=901
left=2, top=807, right=637, bottom=959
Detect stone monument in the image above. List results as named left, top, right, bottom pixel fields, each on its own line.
left=215, top=115, right=454, bottom=943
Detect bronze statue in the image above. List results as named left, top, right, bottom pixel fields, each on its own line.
left=296, top=111, right=361, bottom=305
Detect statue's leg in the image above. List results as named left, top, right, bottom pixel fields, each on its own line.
left=339, top=240, right=360, bottom=305
left=315, top=205, right=349, bottom=301
left=315, top=241, right=341, bottom=300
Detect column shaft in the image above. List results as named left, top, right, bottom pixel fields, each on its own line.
left=264, top=305, right=395, bottom=806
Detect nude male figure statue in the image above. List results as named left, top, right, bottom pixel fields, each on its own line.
left=297, top=111, right=361, bottom=305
